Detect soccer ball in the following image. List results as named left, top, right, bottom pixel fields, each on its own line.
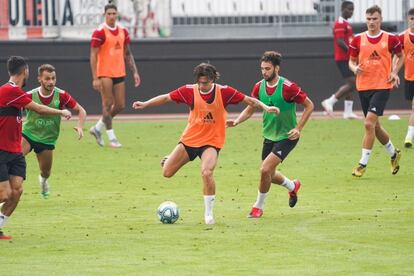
left=157, top=201, right=179, bottom=224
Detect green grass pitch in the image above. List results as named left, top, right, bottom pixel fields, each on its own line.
left=1, top=117, right=413, bottom=275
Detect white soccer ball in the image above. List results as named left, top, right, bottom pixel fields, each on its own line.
left=157, top=201, right=179, bottom=224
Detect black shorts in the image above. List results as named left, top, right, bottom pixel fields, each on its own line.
left=22, top=134, right=55, bottom=154
left=336, top=60, right=354, bottom=79
left=405, top=79, right=414, bottom=101
left=262, top=138, right=299, bottom=162
left=0, top=150, right=26, bottom=181
left=112, top=77, right=125, bottom=85
left=358, top=89, right=390, bottom=117
left=180, top=143, right=220, bottom=161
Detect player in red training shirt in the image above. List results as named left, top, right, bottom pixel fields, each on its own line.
left=399, top=8, right=414, bottom=148
left=22, top=64, right=87, bottom=199
left=132, top=63, right=279, bottom=225
left=89, top=3, right=141, bottom=148
left=0, top=56, right=71, bottom=240
left=227, top=51, right=314, bottom=218
left=321, top=0, right=359, bottom=119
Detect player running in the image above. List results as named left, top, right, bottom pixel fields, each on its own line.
left=22, top=64, right=87, bottom=198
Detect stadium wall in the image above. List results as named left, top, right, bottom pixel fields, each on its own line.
left=0, top=37, right=409, bottom=114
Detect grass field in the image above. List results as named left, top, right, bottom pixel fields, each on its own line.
left=1, top=117, right=413, bottom=275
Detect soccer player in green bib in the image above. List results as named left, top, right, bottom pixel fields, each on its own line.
left=22, top=64, right=87, bottom=198
left=227, top=51, right=314, bottom=218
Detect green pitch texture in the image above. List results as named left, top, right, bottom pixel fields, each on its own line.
left=1, top=118, right=413, bottom=275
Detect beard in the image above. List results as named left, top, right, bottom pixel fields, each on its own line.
left=264, top=71, right=277, bottom=82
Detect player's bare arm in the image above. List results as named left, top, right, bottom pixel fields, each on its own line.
left=288, top=97, right=314, bottom=140
left=336, top=37, right=349, bottom=52
left=243, top=96, right=280, bottom=114
left=389, top=52, right=404, bottom=87
left=90, top=47, right=102, bottom=92
left=349, top=57, right=363, bottom=75
left=125, top=44, right=141, bottom=87
left=226, top=105, right=255, bottom=128
left=132, top=94, right=172, bottom=109
left=72, top=103, right=87, bottom=139
left=25, top=101, right=72, bottom=119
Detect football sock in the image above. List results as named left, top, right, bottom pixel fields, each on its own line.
left=95, top=119, right=105, bottom=132
left=359, top=148, right=372, bottom=166
left=0, top=212, right=9, bottom=228
left=106, top=129, right=117, bottom=140
left=281, top=177, right=295, bottom=192
left=329, top=94, right=338, bottom=105
left=405, top=126, right=414, bottom=141
left=344, top=100, right=354, bottom=114
left=203, top=195, right=215, bottom=217
left=253, top=191, right=267, bottom=209
left=384, top=141, right=396, bottom=157
left=39, top=175, right=48, bottom=184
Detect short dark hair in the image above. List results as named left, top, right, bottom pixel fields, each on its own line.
left=104, top=3, right=117, bottom=13
left=193, top=63, right=220, bottom=82
left=408, top=8, right=414, bottom=16
left=7, top=56, right=27, bottom=76
left=38, top=64, right=56, bottom=75
left=341, top=1, right=354, bottom=10
left=366, top=5, right=382, bottom=15
left=261, top=51, right=282, bottom=67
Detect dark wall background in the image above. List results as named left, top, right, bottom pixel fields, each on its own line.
left=0, top=37, right=409, bottom=114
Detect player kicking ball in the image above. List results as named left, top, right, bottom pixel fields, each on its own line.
left=22, top=64, right=87, bottom=198
left=132, top=63, right=279, bottom=225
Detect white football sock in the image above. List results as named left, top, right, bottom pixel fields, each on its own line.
left=0, top=212, right=9, bottom=228
left=384, top=141, right=396, bottom=157
left=359, top=148, right=372, bottom=166
left=39, top=175, right=48, bottom=183
left=106, top=129, right=117, bottom=140
left=281, top=177, right=295, bottom=192
left=203, top=195, right=215, bottom=217
left=405, top=126, right=414, bottom=141
left=95, top=119, right=105, bottom=132
left=344, top=100, right=354, bottom=114
left=328, top=94, right=338, bottom=105
left=253, top=191, right=267, bottom=209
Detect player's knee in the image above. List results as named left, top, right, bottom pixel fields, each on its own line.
left=364, top=121, right=375, bottom=131
left=201, top=168, right=213, bottom=179
left=260, top=166, right=272, bottom=176
left=11, top=185, right=23, bottom=198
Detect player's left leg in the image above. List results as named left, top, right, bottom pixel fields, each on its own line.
left=374, top=122, right=401, bottom=175
left=1, top=175, right=24, bottom=240
left=36, top=150, right=53, bottom=198
left=200, top=147, right=219, bottom=225
left=21, top=137, right=32, bottom=156
left=0, top=179, right=12, bottom=240
left=107, top=80, right=126, bottom=148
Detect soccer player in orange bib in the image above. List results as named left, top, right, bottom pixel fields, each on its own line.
left=90, top=3, right=141, bottom=148
left=132, top=63, right=279, bottom=225
left=399, top=8, right=414, bottom=148
left=227, top=51, right=314, bottom=218
left=349, top=5, right=404, bottom=177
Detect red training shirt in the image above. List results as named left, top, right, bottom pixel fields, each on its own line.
left=349, top=31, right=402, bottom=58
left=169, top=84, right=246, bottom=108
left=0, top=82, right=32, bottom=153
left=251, top=78, right=308, bottom=104
left=26, top=88, right=77, bottom=110
left=333, top=16, right=353, bottom=61
left=91, top=23, right=131, bottom=48
left=398, top=31, right=414, bottom=49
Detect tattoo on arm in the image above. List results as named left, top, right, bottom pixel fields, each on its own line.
left=125, top=45, right=138, bottom=74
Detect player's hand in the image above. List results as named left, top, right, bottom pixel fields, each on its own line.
left=133, top=73, right=141, bottom=87
left=132, top=101, right=146, bottom=109
left=92, top=79, right=102, bottom=92
left=74, top=127, right=84, bottom=140
left=265, top=106, right=280, bottom=114
left=61, top=109, right=72, bottom=120
left=287, top=128, right=300, bottom=140
left=388, top=72, right=400, bottom=88
left=226, top=120, right=238, bottom=128
left=353, top=65, right=363, bottom=75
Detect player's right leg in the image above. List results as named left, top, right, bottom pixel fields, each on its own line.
left=0, top=170, right=12, bottom=240
left=200, top=147, right=219, bottom=225
left=36, top=150, right=53, bottom=198
left=21, top=137, right=32, bottom=156
left=404, top=82, right=414, bottom=148
left=162, top=143, right=190, bottom=178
